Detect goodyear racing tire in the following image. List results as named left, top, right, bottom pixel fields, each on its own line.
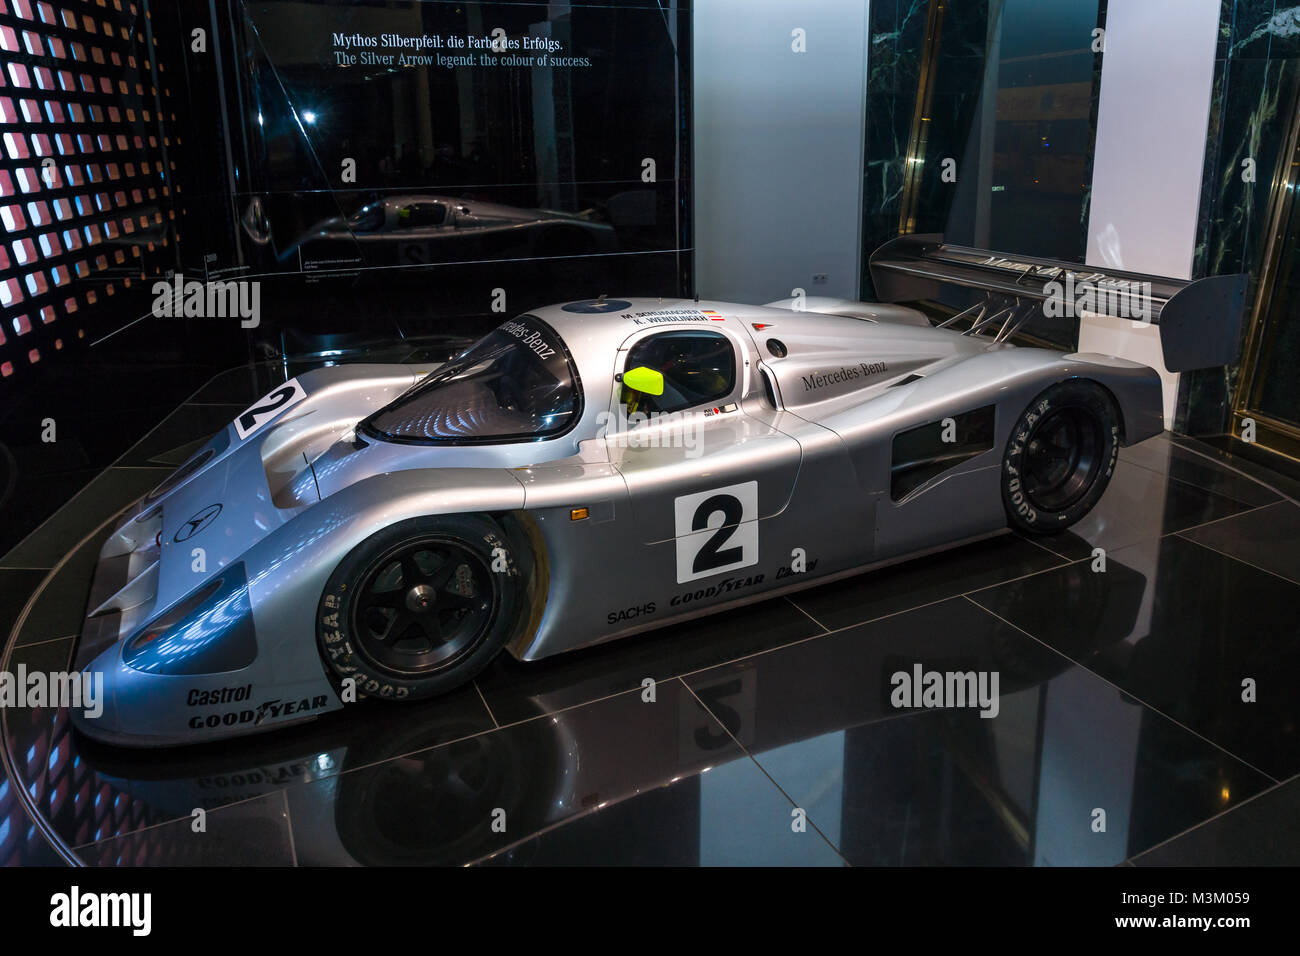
left=1001, top=380, right=1119, bottom=534
left=317, top=514, right=525, bottom=701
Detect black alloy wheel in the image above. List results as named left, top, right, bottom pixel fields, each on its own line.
left=353, top=538, right=495, bottom=676
left=318, top=514, right=528, bottom=701
left=1020, top=405, right=1106, bottom=514
left=1002, top=380, right=1120, bottom=534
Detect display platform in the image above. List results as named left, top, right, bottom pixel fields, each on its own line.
left=2, top=358, right=1299, bottom=866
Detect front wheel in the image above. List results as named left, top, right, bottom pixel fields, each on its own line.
left=1002, top=380, right=1120, bottom=534
left=317, top=514, right=526, bottom=700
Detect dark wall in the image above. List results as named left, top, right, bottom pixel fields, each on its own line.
left=1180, top=1, right=1300, bottom=435
left=0, top=0, right=691, bottom=558
left=185, top=0, right=692, bottom=357
left=0, top=0, right=252, bottom=556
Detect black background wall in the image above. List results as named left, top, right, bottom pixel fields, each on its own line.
left=0, top=0, right=692, bottom=556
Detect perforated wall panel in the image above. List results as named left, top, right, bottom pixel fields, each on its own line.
left=0, top=0, right=177, bottom=383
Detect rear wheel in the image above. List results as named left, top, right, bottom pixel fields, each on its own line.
left=1002, top=380, right=1120, bottom=534
left=318, top=514, right=525, bottom=700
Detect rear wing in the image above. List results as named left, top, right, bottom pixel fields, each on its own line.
left=868, top=234, right=1248, bottom=372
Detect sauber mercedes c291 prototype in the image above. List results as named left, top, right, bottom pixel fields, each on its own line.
left=71, top=244, right=1246, bottom=746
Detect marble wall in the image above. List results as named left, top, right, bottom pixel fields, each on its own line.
left=1183, top=1, right=1300, bottom=433
left=861, top=0, right=990, bottom=298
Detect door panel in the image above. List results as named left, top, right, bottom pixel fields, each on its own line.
left=610, top=400, right=802, bottom=546
left=607, top=326, right=802, bottom=549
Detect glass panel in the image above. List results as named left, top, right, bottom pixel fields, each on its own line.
left=365, top=316, right=578, bottom=443
left=622, top=331, right=736, bottom=415
left=397, top=203, right=447, bottom=229
left=914, top=0, right=1103, bottom=262
left=237, top=0, right=686, bottom=271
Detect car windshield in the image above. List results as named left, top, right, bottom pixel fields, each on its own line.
left=362, top=316, right=580, bottom=443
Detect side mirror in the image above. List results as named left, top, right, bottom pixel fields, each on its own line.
left=622, top=366, right=664, bottom=396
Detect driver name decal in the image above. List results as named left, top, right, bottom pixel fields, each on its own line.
left=621, top=308, right=727, bottom=325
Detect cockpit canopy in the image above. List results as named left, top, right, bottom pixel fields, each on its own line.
left=361, top=316, right=580, bottom=444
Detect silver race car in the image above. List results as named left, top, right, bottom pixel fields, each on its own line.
left=287, top=195, right=618, bottom=270
left=72, top=250, right=1244, bottom=746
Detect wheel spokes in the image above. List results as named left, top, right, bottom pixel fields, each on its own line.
left=364, top=607, right=402, bottom=642
left=353, top=538, right=493, bottom=674
left=387, top=607, right=443, bottom=647
left=1020, top=406, right=1103, bottom=512
left=427, top=554, right=460, bottom=591
left=438, top=589, right=475, bottom=610
left=400, top=553, right=424, bottom=586
left=1042, top=439, right=1073, bottom=462
left=363, top=588, right=402, bottom=611
left=426, top=608, right=449, bottom=636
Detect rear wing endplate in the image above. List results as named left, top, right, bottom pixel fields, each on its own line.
left=868, top=234, right=1248, bottom=372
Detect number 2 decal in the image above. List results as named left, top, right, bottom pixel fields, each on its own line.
left=233, top=379, right=307, bottom=440
left=673, top=481, right=758, bottom=583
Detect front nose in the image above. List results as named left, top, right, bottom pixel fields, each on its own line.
left=69, top=651, right=120, bottom=743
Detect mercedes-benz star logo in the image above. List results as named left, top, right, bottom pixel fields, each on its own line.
left=174, top=503, right=223, bottom=543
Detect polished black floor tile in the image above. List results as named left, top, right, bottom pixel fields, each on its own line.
left=1028, top=459, right=1259, bottom=561
left=1179, top=500, right=1300, bottom=585
left=1121, top=434, right=1281, bottom=508
left=475, top=597, right=821, bottom=725
left=0, top=467, right=165, bottom=571
left=1, top=734, right=70, bottom=867
left=0, top=467, right=102, bottom=561
left=79, top=791, right=296, bottom=866
left=0, top=569, right=46, bottom=640
left=0, top=638, right=143, bottom=852
left=1131, top=775, right=1300, bottom=866
left=1175, top=434, right=1300, bottom=503
left=789, top=532, right=1064, bottom=631
left=971, top=535, right=1300, bottom=780
left=73, top=683, right=496, bottom=809
left=476, top=756, right=844, bottom=866
left=0, top=796, right=69, bottom=866
left=5, top=644, right=493, bottom=853
left=285, top=680, right=842, bottom=866
left=683, top=598, right=1273, bottom=865
left=12, top=522, right=116, bottom=646
left=0, top=353, right=230, bottom=559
